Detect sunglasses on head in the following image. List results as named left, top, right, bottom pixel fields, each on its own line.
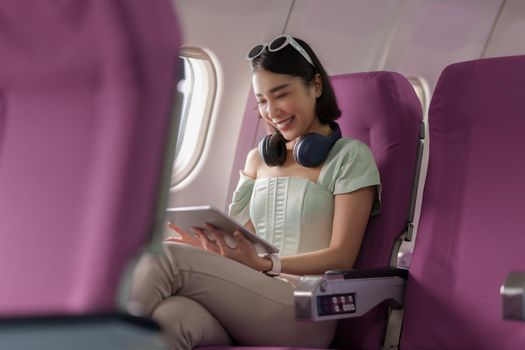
left=246, top=34, right=316, bottom=68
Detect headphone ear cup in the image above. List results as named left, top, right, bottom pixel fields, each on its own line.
left=293, top=133, right=327, bottom=167
left=292, top=135, right=306, bottom=165
left=258, top=133, right=287, bottom=166
left=293, top=122, right=343, bottom=168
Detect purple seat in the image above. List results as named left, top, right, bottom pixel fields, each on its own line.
left=0, top=0, right=180, bottom=317
left=400, top=55, right=525, bottom=349
left=214, top=71, right=422, bottom=349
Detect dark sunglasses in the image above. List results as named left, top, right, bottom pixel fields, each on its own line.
left=246, top=34, right=315, bottom=68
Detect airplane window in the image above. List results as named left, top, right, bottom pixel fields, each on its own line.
left=171, top=47, right=217, bottom=186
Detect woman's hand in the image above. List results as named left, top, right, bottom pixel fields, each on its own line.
left=193, top=224, right=271, bottom=272
left=165, top=223, right=220, bottom=254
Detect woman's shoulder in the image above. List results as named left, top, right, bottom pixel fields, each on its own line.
left=319, top=137, right=381, bottom=197
left=243, top=147, right=261, bottom=179
left=319, top=137, right=377, bottom=180
left=330, top=137, right=373, bottom=159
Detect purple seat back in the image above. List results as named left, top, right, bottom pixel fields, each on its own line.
left=219, top=71, right=422, bottom=350
left=331, top=72, right=422, bottom=270
left=329, top=72, right=422, bottom=350
left=0, top=0, right=180, bottom=315
left=401, top=55, right=525, bottom=349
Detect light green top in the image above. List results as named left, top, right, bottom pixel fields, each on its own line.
left=228, top=138, right=382, bottom=257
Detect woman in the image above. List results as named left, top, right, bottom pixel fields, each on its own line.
left=130, top=35, right=381, bottom=349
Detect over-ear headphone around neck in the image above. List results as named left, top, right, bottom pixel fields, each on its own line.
left=258, top=122, right=342, bottom=168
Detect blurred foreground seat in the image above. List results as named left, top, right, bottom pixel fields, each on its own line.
left=0, top=0, right=181, bottom=348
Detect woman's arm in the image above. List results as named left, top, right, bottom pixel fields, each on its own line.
left=278, top=186, right=375, bottom=275
left=232, top=186, right=375, bottom=275
left=240, top=148, right=258, bottom=233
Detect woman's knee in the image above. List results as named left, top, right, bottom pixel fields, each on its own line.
left=129, top=243, right=214, bottom=315
left=152, top=296, right=232, bottom=349
left=129, top=250, right=179, bottom=315
left=130, top=243, right=195, bottom=295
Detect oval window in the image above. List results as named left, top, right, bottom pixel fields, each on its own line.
left=171, top=47, right=217, bottom=187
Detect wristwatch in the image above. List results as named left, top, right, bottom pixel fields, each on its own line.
left=264, top=253, right=281, bottom=276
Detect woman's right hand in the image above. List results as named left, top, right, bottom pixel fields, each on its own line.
left=165, top=223, right=220, bottom=254
left=165, top=223, right=201, bottom=247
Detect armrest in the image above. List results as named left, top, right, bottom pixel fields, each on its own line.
left=294, top=268, right=408, bottom=321
left=501, top=271, right=525, bottom=321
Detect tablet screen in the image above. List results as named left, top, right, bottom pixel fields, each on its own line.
left=165, top=205, right=279, bottom=254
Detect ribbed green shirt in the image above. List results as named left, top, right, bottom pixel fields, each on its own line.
left=229, top=138, right=381, bottom=257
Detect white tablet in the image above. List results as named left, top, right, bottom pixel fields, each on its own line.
left=164, top=205, right=279, bottom=254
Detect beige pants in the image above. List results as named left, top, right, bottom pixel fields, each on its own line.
left=129, top=242, right=336, bottom=349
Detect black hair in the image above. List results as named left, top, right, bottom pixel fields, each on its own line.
left=250, top=36, right=341, bottom=124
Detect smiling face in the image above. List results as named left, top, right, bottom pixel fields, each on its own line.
left=252, top=68, right=327, bottom=143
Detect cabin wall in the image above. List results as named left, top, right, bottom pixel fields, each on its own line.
left=169, top=0, right=523, bottom=223
left=483, top=0, right=525, bottom=57
left=168, top=0, right=293, bottom=209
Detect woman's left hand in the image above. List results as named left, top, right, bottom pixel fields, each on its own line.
left=194, top=224, right=270, bottom=271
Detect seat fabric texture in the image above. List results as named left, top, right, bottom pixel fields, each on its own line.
left=0, top=0, right=181, bottom=315
left=400, top=55, right=525, bottom=349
